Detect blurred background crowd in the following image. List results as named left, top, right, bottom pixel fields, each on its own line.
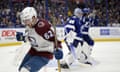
left=0, top=0, right=120, bottom=28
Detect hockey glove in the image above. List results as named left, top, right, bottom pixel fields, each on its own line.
left=16, top=32, right=25, bottom=42
left=54, top=48, right=63, bottom=60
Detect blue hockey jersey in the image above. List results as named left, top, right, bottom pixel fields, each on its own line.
left=81, top=16, right=93, bottom=34
left=65, top=15, right=83, bottom=39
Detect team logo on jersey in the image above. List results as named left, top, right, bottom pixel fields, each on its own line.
left=38, top=21, right=45, bottom=27
left=28, top=36, right=38, bottom=47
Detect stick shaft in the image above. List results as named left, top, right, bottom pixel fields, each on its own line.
left=53, top=24, right=61, bottom=72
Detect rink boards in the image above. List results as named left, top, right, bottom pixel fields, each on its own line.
left=0, top=26, right=120, bottom=47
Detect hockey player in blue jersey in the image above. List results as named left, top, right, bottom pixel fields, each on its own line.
left=60, top=8, right=94, bottom=69
left=80, top=8, right=98, bottom=65
left=60, top=7, right=98, bottom=69
left=81, top=8, right=94, bottom=56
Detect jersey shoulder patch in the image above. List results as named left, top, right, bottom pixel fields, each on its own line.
left=34, top=19, right=51, bottom=35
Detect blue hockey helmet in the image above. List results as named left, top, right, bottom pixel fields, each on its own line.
left=82, top=8, right=91, bottom=13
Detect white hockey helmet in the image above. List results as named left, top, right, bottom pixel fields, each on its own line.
left=20, top=7, right=37, bottom=25
left=74, top=8, right=83, bottom=18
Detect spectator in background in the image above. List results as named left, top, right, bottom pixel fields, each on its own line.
left=89, top=10, right=99, bottom=26
left=0, top=0, right=120, bottom=27
left=95, top=0, right=103, bottom=4
left=67, top=9, right=72, bottom=17
left=0, top=18, right=7, bottom=28
left=57, top=14, right=65, bottom=25
left=15, top=19, right=24, bottom=28
left=7, top=20, right=15, bottom=28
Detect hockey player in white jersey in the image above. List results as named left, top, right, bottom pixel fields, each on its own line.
left=16, top=7, right=63, bottom=72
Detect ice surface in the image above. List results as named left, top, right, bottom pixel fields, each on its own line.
left=0, top=42, right=120, bottom=72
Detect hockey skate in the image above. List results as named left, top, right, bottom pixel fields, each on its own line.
left=78, top=56, right=99, bottom=66
left=60, top=59, right=71, bottom=69
left=60, top=63, right=70, bottom=69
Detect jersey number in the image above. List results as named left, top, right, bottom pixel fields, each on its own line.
left=44, top=30, right=54, bottom=39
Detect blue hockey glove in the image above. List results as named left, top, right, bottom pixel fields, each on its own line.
left=16, top=32, right=25, bottom=41
left=54, top=48, right=63, bottom=60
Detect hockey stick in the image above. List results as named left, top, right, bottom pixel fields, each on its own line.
left=53, top=24, right=61, bottom=72
left=65, top=41, right=82, bottom=60
left=64, top=31, right=76, bottom=59
left=67, top=42, right=77, bottom=59
left=13, top=41, right=31, bottom=67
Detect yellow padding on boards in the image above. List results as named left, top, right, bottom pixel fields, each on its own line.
left=94, top=38, right=120, bottom=42
left=0, top=42, right=22, bottom=47
left=61, top=38, right=120, bottom=42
